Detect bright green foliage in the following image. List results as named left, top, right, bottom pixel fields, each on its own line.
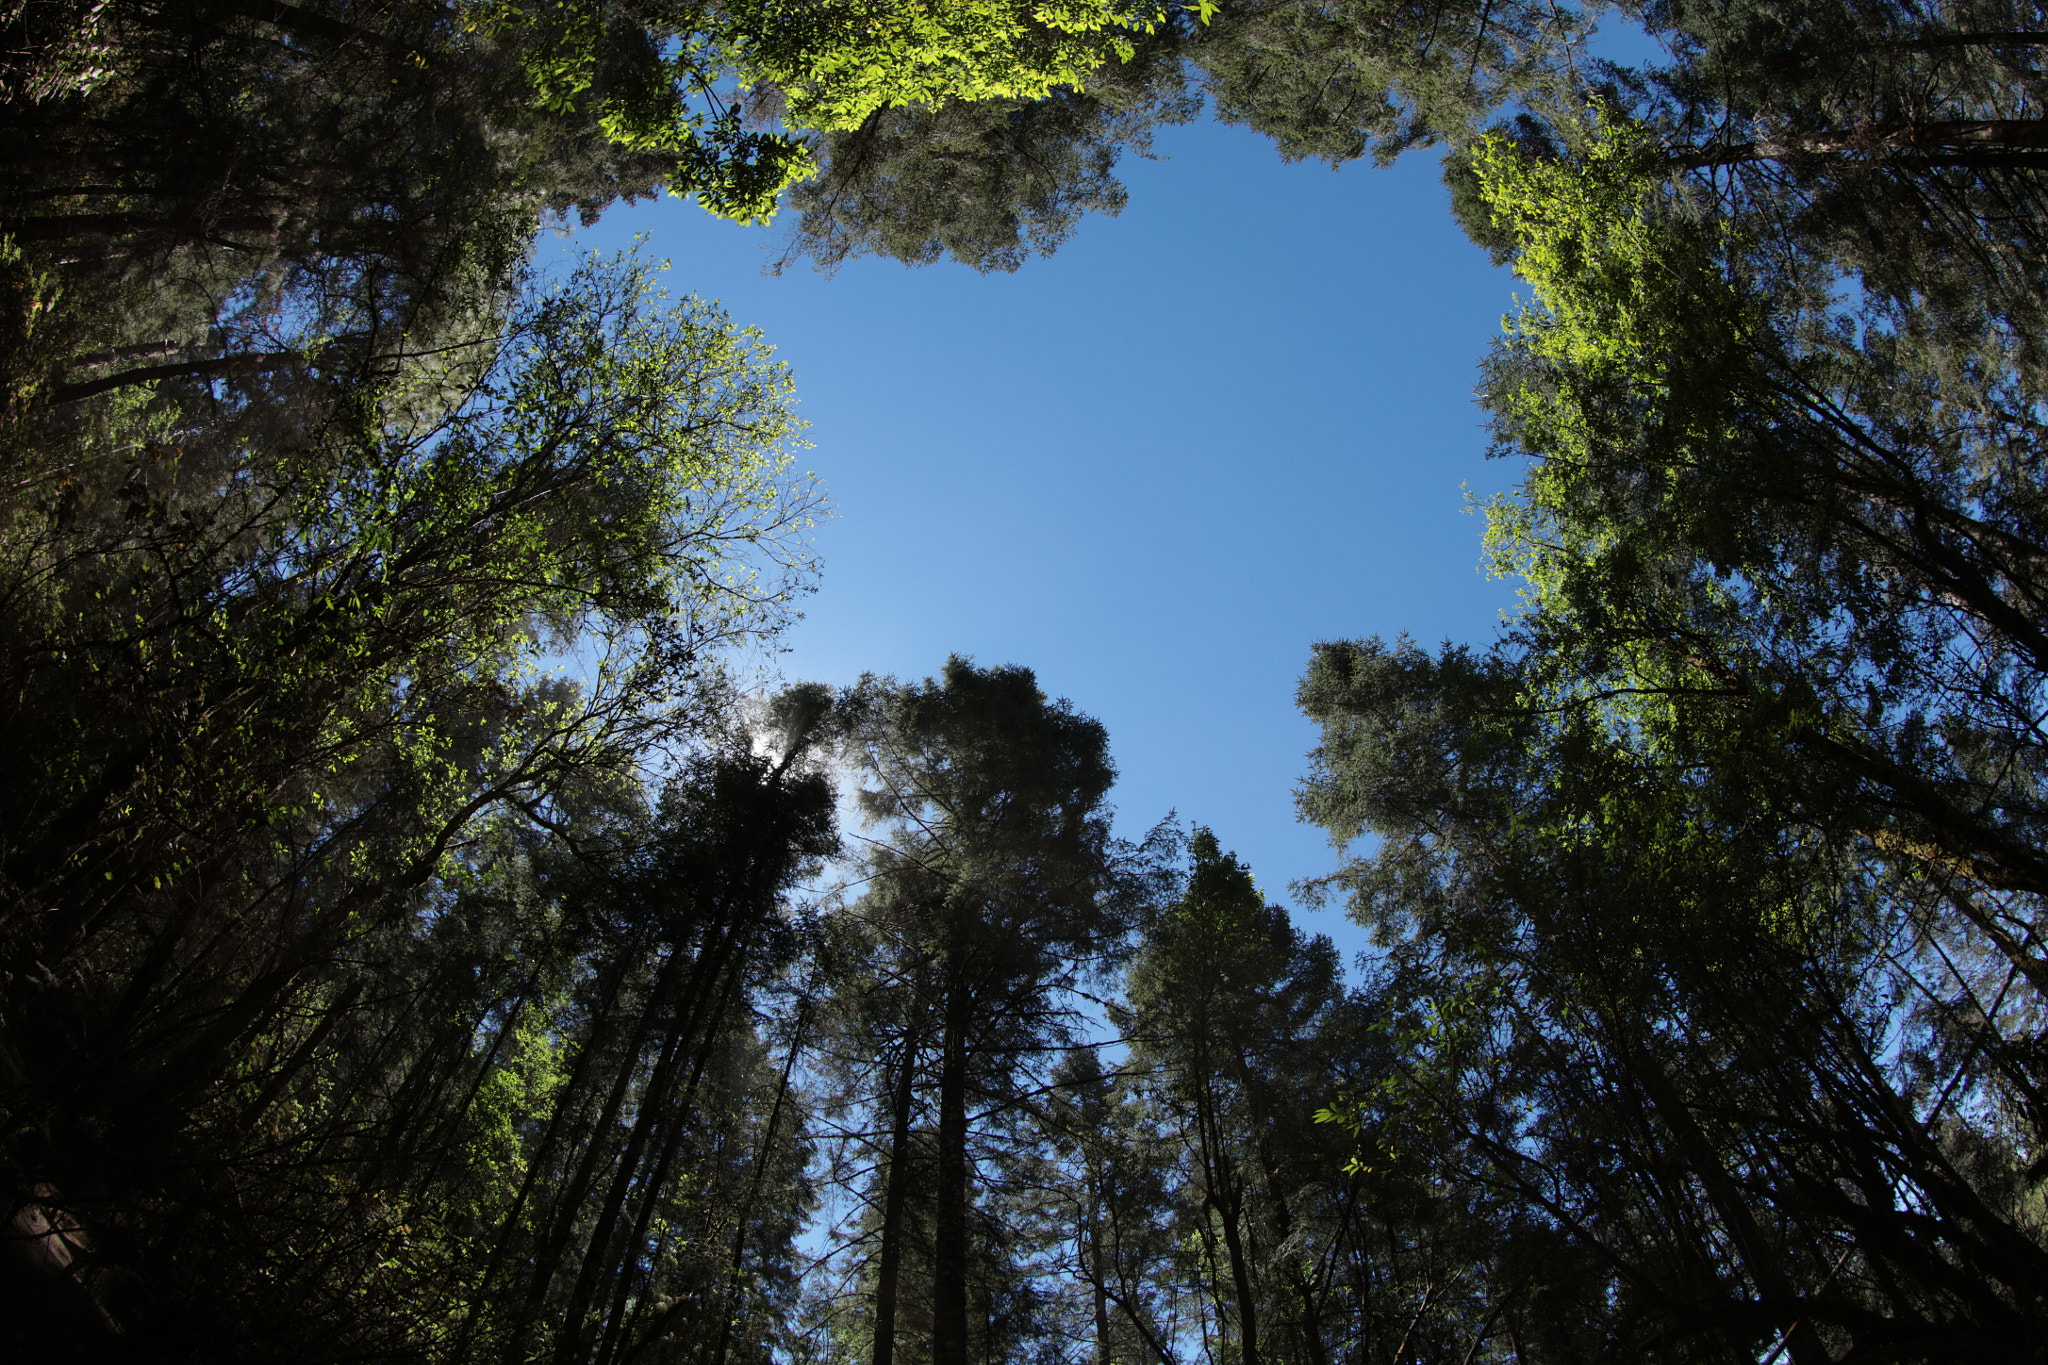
left=1468, top=108, right=1766, bottom=625
left=1474, top=111, right=1753, bottom=452
left=465, top=0, right=1181, bottom=222
left=779, top=0, right=1595, bottom=271
left=734, top=0, right=1171, bottom=132
left=1469, top=107, right=2048, bottom=905
left=776, top=35, right=1198, bottom=272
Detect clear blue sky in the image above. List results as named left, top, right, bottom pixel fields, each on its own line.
left=568, top=118, right=1524, bottom=968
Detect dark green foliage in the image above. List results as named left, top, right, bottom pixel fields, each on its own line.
left=1290, top=28, right=2048, bottom=1353
left=1187, top=0, right=1583, bottom=164
left=778, top=0, right=1592, bottom=272
left=0, top=1, right=673, bottom=418
left=16, top=0, right=2048, bottom=1362
left=0, top=239, right=824, bottom=1358
left=1299, top=634, right=2048, bottom=1361
left=1571, top=0, right=2048, bottom=352
left=806, top=658, right=1174, bottom=1365
left=776, top=49, right=1198, bottom=274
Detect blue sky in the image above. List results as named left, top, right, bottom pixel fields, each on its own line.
left=568, top=117, right=1525, bottom=969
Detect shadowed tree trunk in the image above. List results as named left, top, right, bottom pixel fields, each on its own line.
left=931, top=979, right=971, bottom=1365
left=873, top=1029, right=922, bottom=1365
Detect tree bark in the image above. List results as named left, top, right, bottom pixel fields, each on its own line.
left=1621, top=1033, right=1827, bottom=1365
left=593, top=947, right=753, bottom=1365
left=710, top=996, right=811, bottom=1365
left=931, top=981, right=971, bottom=1365
left=872, top=1030, right=921, bottom=1365
left=1676, top=119, right=2048, bottom=169
left=555, top=930, right=742, bottom=1365
left=1087, top=1196, right=1109, bottom=1365
left=1194, top=1071, right=1260, bottom=1365
left=52, top=351, right=305, bottom=404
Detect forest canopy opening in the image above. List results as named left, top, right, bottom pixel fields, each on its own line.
left=6, top=1, right=2048, bottom=1362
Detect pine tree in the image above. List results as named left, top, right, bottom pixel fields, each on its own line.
left=813, top=658, right=1169, bottom=1365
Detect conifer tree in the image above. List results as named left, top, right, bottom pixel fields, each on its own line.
left=814, top=657, right=1169, bottom=1365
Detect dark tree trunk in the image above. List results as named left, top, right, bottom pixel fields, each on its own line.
left=52, top=351, right=306, bottom=404
left=593, top=946, right=753, bottom=1365
left=236, top=977, right=365, bottom=1131
left=931, top=983, right=970, bottom=1365
left=554, top=932, right=739, bottom=1365
left=872, top=1032, right=921, bottom=1365
left=1196, top=1081, right=1260, bottom=1365
left=709, top=997, right=811, bottom=1365
left=513, top=948, right=686, bottom=1345
left=1086, top=1197, right=1109, bottom=1365
left=1675, top=119, right=2048, bottom=169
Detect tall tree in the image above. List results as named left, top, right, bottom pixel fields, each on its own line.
left=814, top=657, right=1169, bottom=1365
left=0, top=253, right=822, bottom=1358
left=1297, top=90, right=2048, bottom=1361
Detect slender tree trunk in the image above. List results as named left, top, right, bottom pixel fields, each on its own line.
left=1195, top=1074, right=1260, bottom=1365
left=872, top=1030, right=922, bottom=1365
left=1676, top=119, right=2048, bottom=169
left=1265, top=1183, right=1328, bottom=1365
left=513, top=946, right=688, bottom=1350
left=1238, top=1064, right=1328, bottom=1365
left=398, top=986, right=540, bottom=1203
left=451, top=947, right=637, bottom=1361
left=931, top=980, right=971, bottom=1365
left=51, top=351, right=305, bottom=404
left=1086, top=1195, right=1110, bottom=1365
left=594, top=947, right=754, bottom=1365
left=556, top=933, right=739, bottom=1365
left=1620, top=1032, right=1825, bottom=1365
left=710, top=995, right=812, bottom=1365
left=236, top=977, right=365, bottom=1131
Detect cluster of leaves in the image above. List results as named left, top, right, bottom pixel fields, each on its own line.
left=782, top=0, right=1596, bottom=271
left=467, top=0, right=1190, bottom=222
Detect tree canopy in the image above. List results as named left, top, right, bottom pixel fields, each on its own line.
left=11, top=0, right=2048, bottom=1361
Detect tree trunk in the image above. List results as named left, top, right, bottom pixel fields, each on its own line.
left=931, top=982, right=971, bottom=1365
left=513, top=946, right=687, bottom=1347
left=1621, top=1033, right=1826, bottom=1365
left=593, top=948, right=753, bottom=1365
left=872, top=1031, right=921, bottom=1365
left=449, top=948, right=635, bottom=1361
left=1676, top=118, right=2048, bottom=169
left=709, top=997, right=812, bottom=1365
left=1086, top=1195, right=1109, bottom=1365
left=554, top=931, right=740, bottom=1365
left=235, top=976, right=366, bottom=1132
left=52, top=351, right=306, bottom=404
left=1195, top=1082, right=1260, bottom=1365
